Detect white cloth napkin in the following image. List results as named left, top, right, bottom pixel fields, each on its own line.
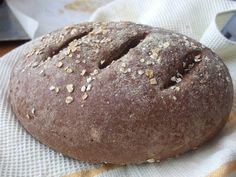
left=1, top=0, right=236, bottom=176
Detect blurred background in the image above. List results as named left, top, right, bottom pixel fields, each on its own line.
left=0, top=0, right=235, bottom=57
left=0, top=0, right=113, bottom=56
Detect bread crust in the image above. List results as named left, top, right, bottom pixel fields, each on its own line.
left=9, top=22, right=233, bottom=164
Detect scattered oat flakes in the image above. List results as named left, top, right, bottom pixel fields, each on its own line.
left=138, top=70, right=144, bottom=75
left=35, top=50, right=42, bottom=55
left=100, top=60, right=105, bottom=65
left=226, top=77, right=230, bottom=82
left=158, top=44, right=163, bottom=48
left=127, top=68, right=131, bottom=72
left=82, top=93, right=88, bottom=100
left=173, top=96, right=177, bottom=100
left=64, top=25, right=72, bottom=30
left=32, top=61, right=39, bottom=68
left=140, top=58, right=145, bottom=63
left=145, top=69, right=154, bottom=78
left=150, top=78, right=157, bottom=85
left=59, top=56, right=64, bottom=61
left=81, top=85, right=86, bottom=92
left=31, top=108, right=35, bottom=114
left=75, top=60, right=80, bottom=64
left=205, top=56, right=210, bottom=61
left=81, top=69, right=86, bottom=76
left=194, top=54, right=202, bottom=62
left=147, top=159, right=155, bottom=163
left=55, top=87, right=60, bottom=93
left=175, top=86, right=180, bottom=91
left=171, top=76, right=181, bottom=83
left=91, top=69, right=99, bottom=76
left=163, top=42, right=170, bottom=48
left=56, top=62, right=63, bottom=68
left=69, top=54, right=73, bottom=58
left=66, top=84, right=74, bottom=93
left=95, top=49, right=99, bottom=53
left=26, top=114, right=31, bottom=119
left=82, top=60, right=86, bottom=63
left=120, top=68, right=127, bottom=73
left=26, top=52, right=33, bottom=58
left=66, top=68, right=73, bottom=73
left=87, top=77, right=92, bottom=83
left=86, top=84, right=92, bottom=91
left=64, top=49, right=71, bottom=55
left=150, top=48, right=161, bottom=59
left=49, top=86, right=56, bottom=91
left=69, top=40, right=79, bottom=50
left=156, top=58, right=161, bottom=64
left=176, top=78, right=182, bottom=83
left=146, top=61, right=152, bottom=65
left=65, top=96, right=73, bottom=104
left=176, top=72, right=183, bottom=78
left=70, top=28, right=78, bottom=35
left=121, top=63, right=127, bottom=67
left=39, top=70, right=44, bottom=75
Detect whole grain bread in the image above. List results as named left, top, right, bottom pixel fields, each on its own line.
left=9, top=22, right=233, bottom=164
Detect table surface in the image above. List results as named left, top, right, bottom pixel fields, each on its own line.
left=0, top=41, right=27, bottom=57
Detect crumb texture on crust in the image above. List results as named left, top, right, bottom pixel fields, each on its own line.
left=9, top=22, right=234, bottom=164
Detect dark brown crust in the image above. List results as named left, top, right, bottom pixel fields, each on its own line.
left=9, top=22, right=234, bottom=164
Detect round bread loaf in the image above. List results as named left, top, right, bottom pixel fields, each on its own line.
left=9, top=22, right=233, bottom=164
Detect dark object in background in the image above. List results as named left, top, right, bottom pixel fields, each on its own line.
left=221, top=12, right=236, bottom=42
left=0, top=0, right=29, bottom=41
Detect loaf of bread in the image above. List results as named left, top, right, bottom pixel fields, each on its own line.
left=9, top=22, right=233, bottom=164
